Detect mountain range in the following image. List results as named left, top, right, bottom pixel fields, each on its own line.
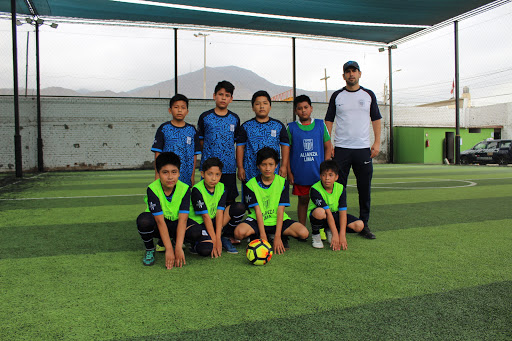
left=0, top=65, right=334, bottom=102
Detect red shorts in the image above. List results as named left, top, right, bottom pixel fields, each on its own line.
left=292, top=184, right=311, bottom=196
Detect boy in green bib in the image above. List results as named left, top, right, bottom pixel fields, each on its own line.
left=189, top=157, right=246, bottom=257
left=308, top=160, right=366, bottom=250
left=235, top=147, right=309, bottom=254
left=136, top=152, right=212, bottom=269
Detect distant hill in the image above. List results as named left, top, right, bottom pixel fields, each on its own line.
left=0, top=65, right=335, bottom=102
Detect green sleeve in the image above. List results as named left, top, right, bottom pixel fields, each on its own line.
left=287, top=126, right=293, bottom=146
left=323, top=122, right=331, bottom=143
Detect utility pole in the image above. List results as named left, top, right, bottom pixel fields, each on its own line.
left=320, top=68, right=330, bottom=102
left=194, top=32, right=209, bottom=99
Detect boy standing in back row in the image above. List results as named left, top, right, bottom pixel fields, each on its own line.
left=197, top=81, right=241, bottom=205
left=287, top=95, right=331, bottom=227
left=152, top=94, right=200, bottom=187
left=237, top=90, right=289, bottom=183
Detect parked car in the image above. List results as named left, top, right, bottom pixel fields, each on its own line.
left=460, top=139, right=512, bottom=165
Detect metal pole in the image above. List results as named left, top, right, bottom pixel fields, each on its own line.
left=388, top=47, right=394, bottom=164
left=174, top=28, right=178, bottom=95
left=11, top=0, right=22, bottom=177
left=454, top=21, right=461, bottom=164
left=25, top=31, right=29, bottom=96
left=292, top=37, right=296, bottom=122
left=203, top=34, right=206, bottom=99
left=36, top=21, right=43, bottom=172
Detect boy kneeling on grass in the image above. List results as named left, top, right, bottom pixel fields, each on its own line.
left=235, top=147, right=309, bottom=254
left=308, top=160, right=366, bottom=250
left=136, top=152, right=213, bottom=269
left=188, top=157, right=246, bottom=257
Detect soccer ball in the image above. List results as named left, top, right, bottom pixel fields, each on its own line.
left=246, top=239, right=273, bottom=265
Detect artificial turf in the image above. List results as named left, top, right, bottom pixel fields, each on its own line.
left=0, top=165, right=511, bottom=340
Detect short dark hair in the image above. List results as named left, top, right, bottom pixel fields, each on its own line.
left=251, top=90, right=271, bottom=107
left=256, top=147, right=279, bottom=166
left=319, top=160, right=339, bottom=175
left=294, top=95, right=312, bottom=109
left=201, top=157, right=223, bottom=172
left=156, top=152, right=181, bottom=172
left=169, top=94, right=189, bottom=108
left=214, top=80, right=235, bottom=96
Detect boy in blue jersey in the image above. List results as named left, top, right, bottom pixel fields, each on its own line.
left=236, top=90, right=289, bottom=183
left=136, top=152, right=212, bottom=269
left=152, top=94, right=200, bottom=187
left=308, top=160, right=365, bottom=250
left=197, top=81, right=241, bottom=206
left=189, top=157, right=246, bottom=256
left=235, top=147, right=309, bottom=254
left=287, top=95, right=331, bottom=228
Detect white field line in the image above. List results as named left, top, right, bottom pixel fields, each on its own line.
left=2, top=177, right=511, bottom=200
left=0, top=194, right=145, bottom=201
left=361, top=179, right=478, bottom=189
left=0, top=173, right=45, bottom=190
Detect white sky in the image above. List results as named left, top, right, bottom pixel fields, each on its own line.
left=0, top=2, right=511, bottom=106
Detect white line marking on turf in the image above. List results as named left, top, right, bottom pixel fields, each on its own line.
left=352, top=179, right=478, bottom=189
left=0, top=194, right=145, bottom=201
left=0, top=173, right=44, bottom=190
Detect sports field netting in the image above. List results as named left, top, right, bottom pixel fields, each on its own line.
left=0, top=165, right=511, bottom=340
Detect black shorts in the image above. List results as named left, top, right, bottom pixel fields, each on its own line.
left=150, top=216, right=197, bottom=239
left=242, top=217, right=297, bottom=236
left=193, top=223, right=216, bottom=242
left=309, top=210, right=360, bottom=232
left=221, top=173, right=239, bottom=202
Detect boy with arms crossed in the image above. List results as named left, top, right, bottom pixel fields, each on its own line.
left=287, top=94, right=331, bottom=227
left=235, top=147, right=309, bottom=254
left=237, top=90, right=289, bottom=183
left=152, top=94, right=200, bottom=187
left=189, top=157, right=246, bottom=256
left=308, top=160, right=365, bottom=250
left=136, top=152, right=212, bottom=269
left=197, top=81, right=241, bottom=205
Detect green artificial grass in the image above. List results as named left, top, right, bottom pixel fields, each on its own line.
left=1, top=165, right=511, bottom=340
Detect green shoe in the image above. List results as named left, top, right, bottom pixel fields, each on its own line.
left=142, top=249, right=155, bottom=266
left=319, top=228, right=327, bottom=241
left=156, top=239, right=166, bottom=252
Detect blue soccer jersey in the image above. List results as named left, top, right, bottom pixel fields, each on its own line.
left=151, top=121, right=201, bottom=186
left=237, top=117, right=289, bottom=181
left=197, top=109, right=240, bottom=174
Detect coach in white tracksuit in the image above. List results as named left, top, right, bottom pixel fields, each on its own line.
left=324, top=61, right=381, bottom=239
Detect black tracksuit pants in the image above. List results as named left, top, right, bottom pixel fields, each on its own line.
left=334, top=147, right=373, bottom=226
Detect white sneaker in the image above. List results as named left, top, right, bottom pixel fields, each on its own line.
left=326, top=230, right=333, bottom=243
left=312, top=234, right=324, bottom=248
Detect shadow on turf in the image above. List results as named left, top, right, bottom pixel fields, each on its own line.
left=3, top=194, right=512, bottom=259
left=120, top=281, right=511, bottom=340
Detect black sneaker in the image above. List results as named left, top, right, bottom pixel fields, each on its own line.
left=359, top=226, right=376, bottom=239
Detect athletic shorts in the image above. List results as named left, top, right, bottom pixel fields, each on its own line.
left=193, top=223, right=216, bottom=242
left=154, top=217, right=197, bottom=239
left=221, top=173, right=239, bottom=202
left=292, top=183, right=311, bottom=196
left=242, top=217, right=296, bottom=236
left=309, top=210, right=360, bottom=232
